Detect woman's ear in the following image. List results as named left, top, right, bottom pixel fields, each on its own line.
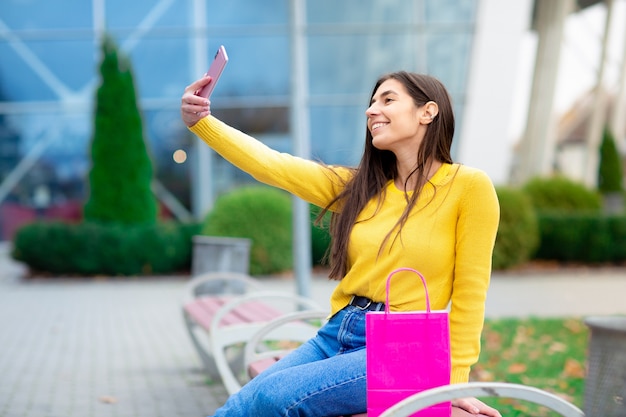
left=420, top=101, right=439, bottom=124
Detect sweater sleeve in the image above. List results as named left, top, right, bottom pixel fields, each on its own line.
left=449, top=168, right=500, bottom=383
left=189, top=116, right=350, bottom=208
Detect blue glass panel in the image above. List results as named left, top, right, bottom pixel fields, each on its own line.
left=424, top=0, right=477, bottom=23
left=26, top=39, right=93, bottom=92
left=425, top=33, right=472, bottom=96
left=0, top=40, right=92, bottom=101
left=197, top=37, right=290, bottom=98
left=308, top=34, right=418, bottom=96
left=310, top=105, right=365, bottom=166
left=307, top=0, right=415, bottom=24
left=143, top=108, right=191, bottom=154
left=106, top=0, right=188, bottom=28
left=207, top=0, right=289, bottom=26
left=8, top=112, right=91, bottom=203
left=0, top=0, right=91, bottom=29
left=127, top=38, right=192, bottom=99
left=0, top=44, right=57, bottom=101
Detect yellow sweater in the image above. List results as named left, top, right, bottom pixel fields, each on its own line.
left=190, top=116, right=500, bottom=384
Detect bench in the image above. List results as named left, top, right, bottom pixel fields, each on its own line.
left=243, top=310, right=500, bottom=417
left=182, top=271, right=322, bottom=395
left=185, top=274, right=582, bottom=417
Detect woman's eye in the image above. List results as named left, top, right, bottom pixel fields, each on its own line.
left=385, top=98, right=393, bottom=103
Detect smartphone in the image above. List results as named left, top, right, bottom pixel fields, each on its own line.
left=196, top=45, right=229, bottom=99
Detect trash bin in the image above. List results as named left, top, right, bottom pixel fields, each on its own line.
left=191, top=235, right=252, bottom=276
left=584, top=316, right=626, bottom=417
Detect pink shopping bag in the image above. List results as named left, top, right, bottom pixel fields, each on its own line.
left=366, top=267, right=451, bottom=417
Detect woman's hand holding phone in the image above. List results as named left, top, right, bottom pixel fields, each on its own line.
left=181, top=77, right=212, bottom=127
left=180, top=45, right=228, bottom=127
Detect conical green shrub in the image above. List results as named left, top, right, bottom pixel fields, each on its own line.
left=84, top=35, right=157, bottom=225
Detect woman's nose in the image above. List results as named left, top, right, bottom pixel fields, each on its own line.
left=365, top=104, right=378, bottom=116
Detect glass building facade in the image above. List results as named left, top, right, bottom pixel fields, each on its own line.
left=0, top=0, right=477, bottom=240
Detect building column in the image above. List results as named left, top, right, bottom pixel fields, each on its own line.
left=290, top=0, right=312, bottom=298
left=458, top=0, right=533, bottom=185
left=512, top=0, right=575, bottom=185
left=583, top=0, right=614, bottom=188
left=189, top=0, right=212, bottom=219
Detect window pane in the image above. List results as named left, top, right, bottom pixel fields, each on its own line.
left=106, top=0, right=187, bottom=28
left=207, top=0, right=289, bottom=26
left=308, top=0, right=416, bottom=24
left=207, top=37, right=290, bottom=98
left=308, top=34, right=418, bottom=96
left=426, top=32, right=473, bottom=96
left=0, top=39, right=93, bottom=101
left=310, top=105, right=365, bottom=166
left=0, top=0, right=91, bottom=29
left=425, top=0, right=477, bottom=23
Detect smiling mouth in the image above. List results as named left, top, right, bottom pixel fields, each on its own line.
left=371, top=122, right=388, bottom=131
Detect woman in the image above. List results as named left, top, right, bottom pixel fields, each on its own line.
left=181, top=71, right=501, bottom=417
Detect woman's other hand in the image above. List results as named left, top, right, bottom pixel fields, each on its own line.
left=452, top=397, right=502, bottom=417
left=181, top=76, right=212, bottom=127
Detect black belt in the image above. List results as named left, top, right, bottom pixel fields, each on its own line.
left=349, top=295, right=385, bottom=311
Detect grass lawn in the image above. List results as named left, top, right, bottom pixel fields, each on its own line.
left=471, top=317, right=589, bottom=416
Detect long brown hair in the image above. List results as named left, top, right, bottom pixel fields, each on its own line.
left=320, top=71, right=455, bottom=280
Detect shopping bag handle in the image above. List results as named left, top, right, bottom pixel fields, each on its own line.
left=385, top=267, right=430, bottom=314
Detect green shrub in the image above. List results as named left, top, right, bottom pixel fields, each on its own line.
left=535, top=213, right=621, bottom=263
left=201, top=186, right=293, bottom=275
left=608, top=216, right=626, bottom=261
left=598, top=127, right=624, bottom=193
left=492, top=187, right=539, bottom=270
left=11, top=221, right=199, bottom=276
left=522, top=175, right=602, bottom=213
left=84, top=34, right=157, bottom=225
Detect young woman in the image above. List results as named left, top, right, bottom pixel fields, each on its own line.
left=181, top=71, right=501, bottom=417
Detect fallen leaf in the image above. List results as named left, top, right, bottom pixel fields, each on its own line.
left=563, top=319, right=585, bottom=334
left=484, top=331, right=502, bottom=350
left=508, top=363, right=527, bottom=374
left=563, top=358, right=586, bottom=378
left=548, top=341, right=568, bottom=353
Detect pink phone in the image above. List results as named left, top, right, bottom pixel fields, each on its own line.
left=196, top=45, right=229, bottom=98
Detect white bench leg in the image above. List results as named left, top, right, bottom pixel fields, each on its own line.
left=183, top=308, right=221, bottom=380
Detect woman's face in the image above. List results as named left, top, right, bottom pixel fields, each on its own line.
left=366, top=78, right=426, bottom=154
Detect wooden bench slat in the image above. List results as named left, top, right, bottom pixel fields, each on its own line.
left=185, top=296, right=286, bottom=329
left=184, top=300, right=219, bottom=329
left=230, top=300, right=284, bottom=322
left=247, top=357, right=280, bottom=379
left=183, top=283, right=324, bottom=399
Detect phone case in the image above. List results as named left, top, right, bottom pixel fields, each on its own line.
left=197, top=45, right=229, bottom=98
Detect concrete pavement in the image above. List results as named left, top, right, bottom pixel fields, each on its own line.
left=0, top=244, right=228, bottom=417
left=1, top=242, right=625, bottom=417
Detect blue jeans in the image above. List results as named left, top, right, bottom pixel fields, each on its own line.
left=210, top=305, right=368, bottom=417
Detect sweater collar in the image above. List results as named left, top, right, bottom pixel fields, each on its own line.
left=388, top=163, right=457, bottom=195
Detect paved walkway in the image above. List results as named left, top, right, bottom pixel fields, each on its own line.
left=1, top=242, right=625, bottom=417
left=0, top=245, right=228, bottom=417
